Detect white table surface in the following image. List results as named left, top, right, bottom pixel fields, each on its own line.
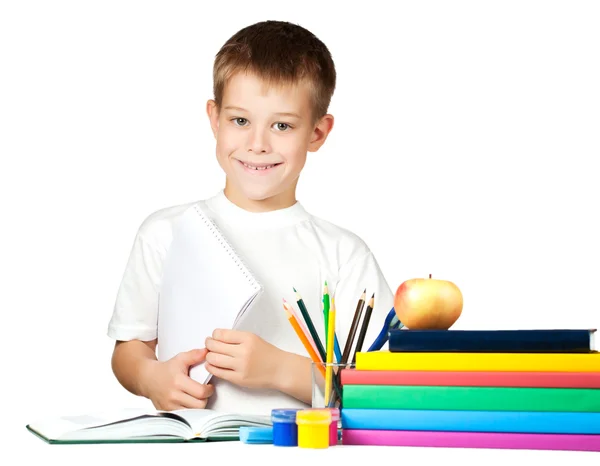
left=12, top=429, right=598, bottom=466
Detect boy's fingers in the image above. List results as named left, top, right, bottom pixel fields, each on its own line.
left=205, top=337, right=240, bottom=357
left=178, top=348, right=208, bottom=367
left=160, top=402, right=186, bottom=411
left=179, top=376, right=215, bottom=400
left=205, top=363, right=238, bottom=385
left=177, top=391, right=210, bottom=409
left=205, top=350, right=237, bottom=370
left=212, top=328, right=246, bottom=344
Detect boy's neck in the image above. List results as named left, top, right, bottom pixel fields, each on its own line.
left=223, top=183, right=297, bottom=213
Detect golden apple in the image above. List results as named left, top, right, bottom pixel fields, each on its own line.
left=394, top=274, right=463, bottom=329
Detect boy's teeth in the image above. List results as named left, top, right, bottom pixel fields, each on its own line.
left=243, top=162, right=276, bottom=170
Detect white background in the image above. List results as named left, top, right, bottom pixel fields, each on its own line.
left=1, top=0, right=599, bottom=464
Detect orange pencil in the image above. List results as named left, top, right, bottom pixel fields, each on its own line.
left=283, top=299, right=326, bottom=377
left=287, top=298, right=320, bottom=358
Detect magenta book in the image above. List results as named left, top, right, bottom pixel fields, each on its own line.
left=341, top=429, right=600, bottom=452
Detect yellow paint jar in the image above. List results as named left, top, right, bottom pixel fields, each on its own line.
left=296, top=409, right=331, bottom=449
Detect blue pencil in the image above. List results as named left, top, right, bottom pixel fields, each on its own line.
left=334, top=336, right=342, bottom=363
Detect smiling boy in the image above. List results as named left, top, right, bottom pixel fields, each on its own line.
left=108, top=20, right=395, bottom=415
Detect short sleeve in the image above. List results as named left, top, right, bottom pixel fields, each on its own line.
left=107, top=228, right=165, bottom=342
left=332, top=250, right=396, bottom=357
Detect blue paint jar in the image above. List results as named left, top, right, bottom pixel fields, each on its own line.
left=271, top=408, right=301, bottom=446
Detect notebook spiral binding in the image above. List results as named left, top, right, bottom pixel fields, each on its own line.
left=191, top=204, right=262, bottom=292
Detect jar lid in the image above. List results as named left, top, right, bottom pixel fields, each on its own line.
left=296, top=409, right=331, bottom=425
left=271, top=408, right=301, bottom=423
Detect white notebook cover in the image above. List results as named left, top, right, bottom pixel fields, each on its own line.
left=157, top=203, right=263, bottom=383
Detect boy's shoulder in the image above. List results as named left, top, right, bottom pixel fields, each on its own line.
left=305, top=211, right=373, bottom=263
left=133, top=200, right=202, bottom=248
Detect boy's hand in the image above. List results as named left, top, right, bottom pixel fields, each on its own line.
left=140, top=348, right=215, bottom=411
left=204, top=329, right=284, bottom=389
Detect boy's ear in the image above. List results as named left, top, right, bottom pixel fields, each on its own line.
left=206, top=99, right=219, bottom=138
left=308, top=114, right=334, bottom=152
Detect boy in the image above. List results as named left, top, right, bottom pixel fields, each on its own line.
left=108, top=20, right=395, bottom=415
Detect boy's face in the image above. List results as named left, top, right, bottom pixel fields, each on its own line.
left=207, top=72, right=333, bottom=211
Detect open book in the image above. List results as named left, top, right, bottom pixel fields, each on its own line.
left=158, top=203, right=263, bottom=384
left=26, top=408, right=272, bottom=444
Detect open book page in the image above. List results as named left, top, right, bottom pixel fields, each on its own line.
left=172, top=409, right=272, bottom=438
left=158, top=204, right=263, bottom=385
left=27, top=408, right=274, bottom=442
left=26, top=408, right=192, bottom=441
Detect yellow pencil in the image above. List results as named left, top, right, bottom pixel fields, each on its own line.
left=324, top=297, right=336, bottom=407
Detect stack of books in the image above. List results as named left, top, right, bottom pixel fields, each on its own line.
left=339, top=328, right=600, bottom=452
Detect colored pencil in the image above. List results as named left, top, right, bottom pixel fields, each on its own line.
left=293, top=287, right=326, bottom=361
left=323, top=281, right=330, bottom=346
left=325, top=297, right=336, bottom=407
left=286, top=297, right=319, bottom=358
left=334, top=332, right=342, bottom=363
left=322, top=281, right=343, bottom=362
left=283, top=299, right=325, bottom=377
left=341, top=288, right=366, bottom=364
left=352, top=293, right=374, bottom=364
left=293, top=286, right=342, bottom=401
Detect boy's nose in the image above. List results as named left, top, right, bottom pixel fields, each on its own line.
left=247, top=127, right=271, bottom=154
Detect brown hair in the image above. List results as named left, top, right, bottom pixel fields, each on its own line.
left=212, top=20, right=336, bottom=125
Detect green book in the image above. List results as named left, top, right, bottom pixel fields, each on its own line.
left=26, top=408, right=272, bottom=444
left=342, top=385, right=600, bottom=412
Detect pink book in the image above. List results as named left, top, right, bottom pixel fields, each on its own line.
left=339, top=369, right=600, bottom=388
left=341, top=429, right=600, bottom=452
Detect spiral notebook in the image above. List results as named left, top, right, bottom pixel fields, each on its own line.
left=157, top=203, right=263, bottom=384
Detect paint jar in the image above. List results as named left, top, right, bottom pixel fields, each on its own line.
left=328, top=408, right=340, bottom=446
left=296, top=409, right=331, bottom=449
left=271, top=408, right=300, bottom=446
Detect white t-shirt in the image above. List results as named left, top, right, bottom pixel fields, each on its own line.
left=108, top=189, right=395, bottom=415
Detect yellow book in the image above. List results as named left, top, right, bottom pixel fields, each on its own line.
left=355, top=351, right=600, bottom=372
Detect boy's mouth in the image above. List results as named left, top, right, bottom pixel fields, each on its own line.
left=237, top=160, right=283, bottom=172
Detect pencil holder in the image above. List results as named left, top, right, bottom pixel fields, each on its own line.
left=296, top=409, right=331, bottom=449
left=311, top=361, right=353, bottom=445
left=271, top=408, right=300, bottom=446
left=311, top=361, right=353, bottom=408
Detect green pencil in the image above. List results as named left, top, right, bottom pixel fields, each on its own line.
left=323, top=281, right=330, bottom=347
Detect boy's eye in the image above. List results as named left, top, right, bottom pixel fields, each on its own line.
left=231, top=118, right=291, bottom=131
left=274, top=122, right=290, bottom=131
left=233, top=118, right=248, bottom=126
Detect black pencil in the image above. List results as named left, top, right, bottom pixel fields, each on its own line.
left=351, top=293, right=374, bottom=364
left=293, top=287, right=326, bottom=361
left=341, top=288, right=366, bottom=364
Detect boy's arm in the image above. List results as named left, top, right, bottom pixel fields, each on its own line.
left=111, top=339, right=158, bottom=398
left=273, top=352, right=313, bottom=405
left=112, top=339, right=215, bottom=409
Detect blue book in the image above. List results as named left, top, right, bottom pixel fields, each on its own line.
left=341, top=409, right=600, bottom=434
left=388, top=328, right=596, bottom=353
